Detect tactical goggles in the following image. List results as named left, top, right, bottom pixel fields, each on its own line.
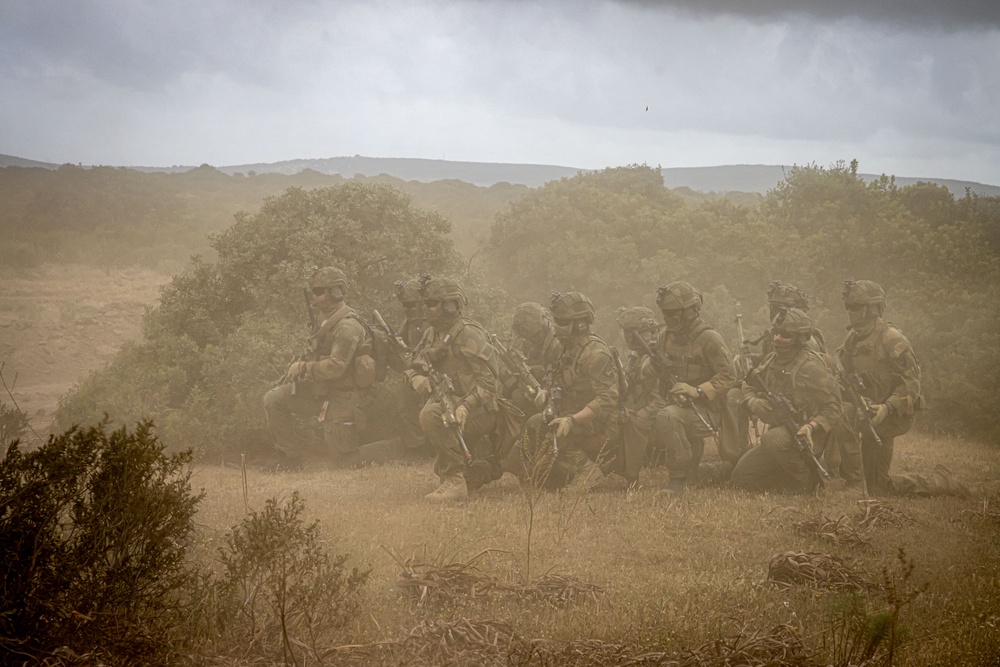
left=423, top=299, right=442, bottom=308
left=311, top=287, right=328, bottom=296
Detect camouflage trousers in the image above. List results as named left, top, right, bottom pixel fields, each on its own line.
left=503, top=412, right=617, bottom=490
left=653, top=402, right=719, bottom=483
left=419, top=400, right=498, bottom=485
left=729, top=425, right=822, bottom=494
left=263, top=383, right=368, bottom=467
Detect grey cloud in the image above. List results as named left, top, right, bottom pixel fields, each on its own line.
left=0, top=0, right=306, bottom=90
left=620, top=0, right=1000, bottom=30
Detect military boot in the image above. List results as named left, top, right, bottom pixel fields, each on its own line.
left=424, top=473, right=469, bottom=502
left=659, top=477, right=688, bottom=496
left=357, top=438, right=404, bottom=466
left=931, top=464, right=972, bottom=498
left=565, top=457, right=605, bottom=493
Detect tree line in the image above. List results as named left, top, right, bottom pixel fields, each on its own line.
left=49, top=162, right=1000, bottom=448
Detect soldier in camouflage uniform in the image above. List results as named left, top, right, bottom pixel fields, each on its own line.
left=751, top=281, right=853, bottom=479
left=837, top=280, right=969, bottom=497
left=264, top=267, right=376, bottom=470
left=615, top=306, right=669, bottom=483
left=357, top=278, right=431, bottom=465
left=652, top=281, right=737, bottom=495
left=514, top=292, right=619, bottom=491
left=729, top=308, right=842, bottom=493
left=505, top=302, right=563, bottom=416
left=407, top=277, right=504, bottom=501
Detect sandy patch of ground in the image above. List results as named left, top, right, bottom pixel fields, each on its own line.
left=0, top=263, right=171, bottom=441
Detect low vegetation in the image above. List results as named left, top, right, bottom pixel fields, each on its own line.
left=5, top=417, right=995, bottom=665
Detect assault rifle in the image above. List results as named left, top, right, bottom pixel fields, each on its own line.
left=612, top=348, right=629, bottom=478
left=630, top=331, right=720, bottom=445
left=834, top=357, right=882, bottom=497
left=542, top=364, right=561, bottom=456
left=373, top=309, right=411, bottom=362
left=428, top=369, right=472, bottom=464
left=734, top=305, right=753, bottom=382
left=277, top=287, right=320, bottom=393
left=489, top=333, right=543, bottom=400
left=745, top=371, right=831, bottom=482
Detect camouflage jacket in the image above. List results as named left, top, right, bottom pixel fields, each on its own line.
left=621, top=350, right=668, bottom=413
left=387, top=315, right=429, bottom=372
left=837, top=318, right=922, bottom=417
left=302, top=303, right=372, bottom=394
left=513, top=329, right=563, bottom=380
left=400, top=317, right=428, bottom=350
left=750, top=347, right=843, bottom=434
left=656, top=318, right=736, bottom=404
left=555, top=333, right=619, bottom=424
left=408, top=316, right=501, bottom=412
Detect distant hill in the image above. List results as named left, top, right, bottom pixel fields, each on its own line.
left=3, top=152, right=998, bottom=197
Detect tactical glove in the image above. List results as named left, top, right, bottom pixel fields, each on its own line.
left=288, top=361, right=308, bottom=381
left=796, top=422, right=815, bottom=447
left=745, top=396, right=773, bottom=419
left=670, top=382, right=701, bottom=401
left=550, top=416, right=575, bottom=439
left=411, top=375, right=431, bottom=398
left=455, top=404, right=469, bottom=429
left=533, top=389, right=549, bottom=409
left=870, top=403, right=889, bottom=426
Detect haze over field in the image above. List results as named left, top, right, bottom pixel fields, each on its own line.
left=1, top=0, right=998, bottom=185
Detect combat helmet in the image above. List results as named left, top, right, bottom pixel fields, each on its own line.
left=842, top=279, right=886, bottom=310
left=549, top=292, right=595, bottom=324
left=309, top=266, right=348, bottom=300
left=767, top=281, right=809, bottom=310
left=512, top=302, right=551, bottom=340
left=419, top=275, right=467, bottom=315
left=394, top=278, right=422, bottom=304
left=771, top=307, right=813, bottom=344
left=616, top=306, right=659, bottom=332
left=655, top=281, right=703, bottom=312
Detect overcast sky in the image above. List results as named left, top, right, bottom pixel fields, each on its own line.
left=2, top=0, right=998, bottom=185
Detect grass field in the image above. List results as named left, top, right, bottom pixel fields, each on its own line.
left=187, top=430, right=1000, bottom=666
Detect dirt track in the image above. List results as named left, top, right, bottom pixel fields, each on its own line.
left=0, top=264, right=170, bottom=441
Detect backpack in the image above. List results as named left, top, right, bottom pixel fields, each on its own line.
left=356, top=316, right=389, bottom=383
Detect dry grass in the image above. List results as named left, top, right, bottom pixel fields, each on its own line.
left=187, top=430, right=1000, bottom=665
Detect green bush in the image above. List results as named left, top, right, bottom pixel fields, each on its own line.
left=202, top=492, right=369, bottom=663
left=0, top=399, right=31, bottom=446
left=0, top=420, right=201, bottom=664
left=57, top=181, right=464, bottom=459
left=484, top=162, right=1000, bottom=440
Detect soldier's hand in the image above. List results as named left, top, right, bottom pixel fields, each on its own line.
left=796, top=422, right=815, bottom=447
left=411, top=375, right=431, bottom=398
left=455, top=403, right=469, bottom=429
left=533, top=389, right=549, bottom=409
left=670, top=382, right=700, bottom=401
left=870, top=403, right=889, bottom=426
left=288, top=361, right=308, bottom=381
left=745, top=396, right=773, bottom=419
left=550, top=416, right=574, bottom=439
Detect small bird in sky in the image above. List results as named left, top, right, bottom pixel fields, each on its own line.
left=645, top=106, right=648, bottom=111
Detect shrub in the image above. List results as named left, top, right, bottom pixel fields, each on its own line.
left=204, top=492, right=370, bottom=663
left=0, top=420, right=201, bottom=664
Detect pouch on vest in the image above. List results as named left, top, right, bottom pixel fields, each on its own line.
left=354, top=354, right=376, bottom=388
